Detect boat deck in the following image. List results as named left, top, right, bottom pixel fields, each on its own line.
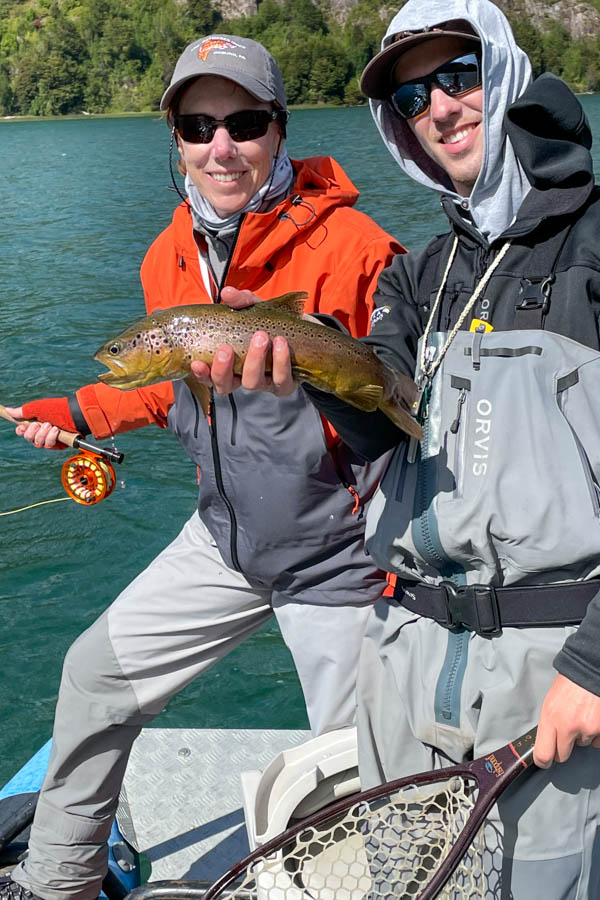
left=117, top=728, right=310, bottom=886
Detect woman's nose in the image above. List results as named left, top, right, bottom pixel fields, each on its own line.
left=211, top=124, right=237, bottom=157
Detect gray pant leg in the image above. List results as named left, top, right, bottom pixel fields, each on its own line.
left=274, top=598, right=375, bottom=736
left=13, top=514, right=273, bottom=900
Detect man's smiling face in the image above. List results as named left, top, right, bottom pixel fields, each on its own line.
left=394, top=36, right=483, bottom=196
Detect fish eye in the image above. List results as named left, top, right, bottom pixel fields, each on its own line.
left=108, top=343, right=122, bottom=355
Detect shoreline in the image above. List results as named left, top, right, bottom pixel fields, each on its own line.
left=0, top=103, right=367, bottom=123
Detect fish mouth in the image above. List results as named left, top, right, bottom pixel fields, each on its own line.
left=94, top=352, right=151, bottom=390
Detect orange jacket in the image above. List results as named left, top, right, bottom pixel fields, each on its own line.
left=73, top=156, right=405, bottom=440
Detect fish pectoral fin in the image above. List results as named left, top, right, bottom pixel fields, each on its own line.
left=379, top=397, right=423, bottom=439
left=337, top=384, right=384, bottom=412
left=378, top=370, right=423, bottom=439
left=249, top=291, right=308, bottom=317
left=184, top=375, right=211, bottom=417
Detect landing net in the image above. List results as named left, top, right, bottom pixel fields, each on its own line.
left=206, top=775, right=485, bottom=899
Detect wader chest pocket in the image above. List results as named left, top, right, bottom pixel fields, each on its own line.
left=449, top=375, right=471, bottom=498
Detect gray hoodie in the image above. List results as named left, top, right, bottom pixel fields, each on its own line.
left=370, top=0, right=532, bottom=242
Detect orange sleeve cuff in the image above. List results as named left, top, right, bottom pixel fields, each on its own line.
left=22, top=397, right=78, bottom=433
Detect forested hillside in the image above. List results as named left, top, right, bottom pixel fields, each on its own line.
left=1, top=0, right=600, bottom=117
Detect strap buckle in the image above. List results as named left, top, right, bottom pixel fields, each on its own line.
left=515, top=275, right=554, bottom=314
left=440, top=582, right=502, bottom=636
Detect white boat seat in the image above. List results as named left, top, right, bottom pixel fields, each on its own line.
left=240, top=728, right=369, bottom=900
left=241, top=727, right=359, bottom=849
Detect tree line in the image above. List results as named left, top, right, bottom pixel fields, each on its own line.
left=1, top=0, right=600, bottom=117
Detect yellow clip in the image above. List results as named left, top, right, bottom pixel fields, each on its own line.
left=469, top=318, right=494, bottom=333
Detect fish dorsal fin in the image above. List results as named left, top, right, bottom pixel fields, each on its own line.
left=245, top=291, right=308, bottom=317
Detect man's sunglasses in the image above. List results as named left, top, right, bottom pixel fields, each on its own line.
left=390, top=52, right=481, bottom=120
left=174, top=109, right=279, bottom=144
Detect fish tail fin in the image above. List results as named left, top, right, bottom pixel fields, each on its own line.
left=379, top=369, right=423, bottom=440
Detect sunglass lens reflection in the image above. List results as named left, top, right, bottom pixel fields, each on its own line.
left=175, top=110, right=275, bottom=144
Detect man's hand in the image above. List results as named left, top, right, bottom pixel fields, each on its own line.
left=190, top=287, right=297, bottom=396
left=534, top=672, right=600, bottom=767
left=4, top=406, right=63, bottom=450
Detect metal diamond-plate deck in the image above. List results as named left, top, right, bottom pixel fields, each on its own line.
left=118, top=728, right=310, bottom=885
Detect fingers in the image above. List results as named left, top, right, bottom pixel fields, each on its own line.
left=189, top=360, right=213, bottom=385
left=271, top=336, right=296, bottom=395
left=4, top=406, right=24, bottom=419
left=241, top=333, right=296, bottom=396
left=534, top=673, right=600, bottom=767
left=220, top=286, right=261, bottom=309
left=241, top=332, right=271, bottom=390
left=205, top=344, right=240, bottom=395
left=17, top=420, right=62, bottom=450
left=188, top=334, right=296, bottom=397
left=533, top=720, right=558, bottom=769
left=190, top=345, right=242, bottom=395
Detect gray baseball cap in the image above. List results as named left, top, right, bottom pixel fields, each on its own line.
left=160, top=34, right=288, bottom=111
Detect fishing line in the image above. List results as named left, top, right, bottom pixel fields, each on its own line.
left=0, top=497, right=70, bottom=516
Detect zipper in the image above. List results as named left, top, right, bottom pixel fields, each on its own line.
left=411, top=336, right=470, bottom=728
left=208, top=394, right=242, bottom=572
left=450, top=388, right=467, bottom=434
left=228, top=395, right=238, bottom=445
left=332, top=444, right=364, bottom=518
left=200, top=214, right=246, bottom=571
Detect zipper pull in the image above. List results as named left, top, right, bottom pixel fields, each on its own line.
left=407, top=374, right=430, bottom=464
left=450, top=388, right=467, bottom=434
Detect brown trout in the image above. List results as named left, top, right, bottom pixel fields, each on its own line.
left=94, top=293, right=422, bottom=439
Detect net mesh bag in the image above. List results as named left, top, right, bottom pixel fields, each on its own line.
left=206, top=775, right=486, bottom=899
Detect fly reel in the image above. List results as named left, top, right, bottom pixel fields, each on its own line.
left=61, top=450, right=117, bottom=505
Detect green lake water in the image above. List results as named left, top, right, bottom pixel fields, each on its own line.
left=1, top=99, right=600, bottom=787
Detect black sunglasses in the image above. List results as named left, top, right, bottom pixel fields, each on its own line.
left=174, top=109, right=279, bottom=144
left=390, top=52, right=481, bottom=120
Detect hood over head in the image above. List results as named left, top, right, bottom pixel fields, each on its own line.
left=364, top=0, right=532, bottom=242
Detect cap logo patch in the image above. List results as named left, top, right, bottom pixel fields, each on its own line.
left=198, top=37, right=244, bottom=61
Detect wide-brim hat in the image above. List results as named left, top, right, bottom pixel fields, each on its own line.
left=160, top=34, right=287, bottom=111
left=360, top=26, right=480, bottom=100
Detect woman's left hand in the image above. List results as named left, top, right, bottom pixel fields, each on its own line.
left=190, top=287, right=297, bottom=396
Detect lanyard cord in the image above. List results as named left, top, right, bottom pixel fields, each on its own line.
left=418, top=237, right=512, bottom=384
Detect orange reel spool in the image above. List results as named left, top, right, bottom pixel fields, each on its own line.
left=61, top=450, right=117, bottom=505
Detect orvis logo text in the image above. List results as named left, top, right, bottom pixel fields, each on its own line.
left=472, top=398, right=492, bottom=477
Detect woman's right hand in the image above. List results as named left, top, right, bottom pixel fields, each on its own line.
left=191, top=332, right=296, bottom=397
left=190, top=286, right=297, bottom=397
left=4, top=406, right=63, bottom=449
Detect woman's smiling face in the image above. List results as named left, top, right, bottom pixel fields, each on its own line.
left=176, top=75, right=282, bottom=216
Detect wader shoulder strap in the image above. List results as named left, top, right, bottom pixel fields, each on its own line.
left=514, top=218, right=574, bottom=329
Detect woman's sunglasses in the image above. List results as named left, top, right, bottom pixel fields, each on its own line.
left=390, top=52, right=481, bottom=120
left=174, top=109, right=279, bottom=144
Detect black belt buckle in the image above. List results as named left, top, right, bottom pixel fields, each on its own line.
left=440, top=582, right=502, bottom=636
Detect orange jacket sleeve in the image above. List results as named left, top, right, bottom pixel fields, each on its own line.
left=75, top=381, right=175, bottom=441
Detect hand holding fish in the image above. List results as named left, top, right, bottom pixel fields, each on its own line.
left=190, top=288, right=310, bottom=397
left=191, top=331, right=296, bottom=397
